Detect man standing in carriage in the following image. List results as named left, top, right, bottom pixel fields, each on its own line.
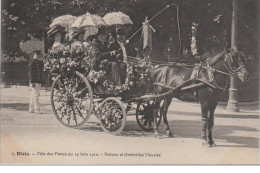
left=105, top=32, right=127, bottom=85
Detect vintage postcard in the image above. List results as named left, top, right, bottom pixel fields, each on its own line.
left=0, top=0, right=259, bottom=165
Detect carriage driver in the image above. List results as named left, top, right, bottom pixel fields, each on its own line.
left=106, top=32, right=127, bottom=85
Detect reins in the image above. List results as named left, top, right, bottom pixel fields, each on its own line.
left=203, top=51, right=245, bottom=77
left=152, top=51, right=246, bottom=92
left=202, top=63, right=232, bottom=76
left=200, top=52, right=246, bottom=90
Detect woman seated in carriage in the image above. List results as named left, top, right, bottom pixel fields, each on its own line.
left=47, top=25, right=66, bottom=52
left=86, top=33, right=127, bottom=87
left=68, top=29, right=87, bottom=53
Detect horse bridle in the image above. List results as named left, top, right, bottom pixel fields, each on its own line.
left=203, top=51, right=245, bottom=77
left=223, top=51, right=246, bottom=76
left=199, top=51, right=246, bottom=90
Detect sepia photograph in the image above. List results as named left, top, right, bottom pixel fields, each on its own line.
left=0, top=0, right=259, bottom=165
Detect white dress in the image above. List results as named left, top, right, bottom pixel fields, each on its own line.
left=52, top=42, right=65, bottom=51
left=70, top=41, right=86, bottom=52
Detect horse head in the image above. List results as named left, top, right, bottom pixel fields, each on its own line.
left=223, top=49, right=250, bottom=82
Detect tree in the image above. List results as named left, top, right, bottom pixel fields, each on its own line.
left=1, top=0, right=259, bottom=62
left=1, top=0, right=141, bottom=53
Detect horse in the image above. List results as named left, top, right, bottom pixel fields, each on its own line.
left=151, top=49, right=249, bottom=147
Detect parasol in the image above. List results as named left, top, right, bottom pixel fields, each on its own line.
left=70, top=13, right=106, bottom=30
left=103, top=12, right=133, bottom=26
left=50, top=15, right=77, bottom=31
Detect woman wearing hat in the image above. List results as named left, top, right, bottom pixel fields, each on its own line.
left=87, top=35, right=102, bottom=55
left=84, top=34, right=121, bottom=86
left=69, top=30, right=86, bottom=53
left=47, top=25, right=66, bottom=52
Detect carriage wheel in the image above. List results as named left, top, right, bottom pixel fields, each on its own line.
left=50, top=71, right=93, bottom=128
left=99, top=97, right=126, bottom=135
left=136, top=100, right=162, bottom=131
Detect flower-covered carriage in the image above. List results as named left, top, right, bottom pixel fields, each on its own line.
left=45, top=7, right=178, bottom=134
left=45, top=45, right=161, bottom=134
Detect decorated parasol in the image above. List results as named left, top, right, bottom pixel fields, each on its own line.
left=103, top=12, right=133, bottom=26
left=50, top=15, right=77, bottom=31
left=70, top=13, right=106, bottom=30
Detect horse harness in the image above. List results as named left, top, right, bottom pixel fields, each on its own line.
left=153, top=51, right=245, bottom=92
left=198, top=51, right=245, bottom=90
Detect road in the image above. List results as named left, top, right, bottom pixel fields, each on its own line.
left=0, top=86, right=259, bottom=164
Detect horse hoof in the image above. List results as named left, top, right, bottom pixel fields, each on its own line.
left=210, top=141, right=216, bottom=147
left=202, top=142, right=211, bottom=148
left=201, top=132, right=206, bottom=139
left=167, top=131, right=173, bottom=138
left=154, top=133, right=160, bottom=138
left=154, top=135, right=160, bottom=139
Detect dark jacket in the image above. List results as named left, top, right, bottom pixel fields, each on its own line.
left=107, top=42, right=123, bottom=62
left=99, top=42, right=111, bottom=60
left=28, top=59, right=44, bottom=84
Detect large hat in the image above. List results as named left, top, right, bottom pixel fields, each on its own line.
left=87, top=35, right=98, bottom=42
left=116, top=28, right=125, bottom=35
left=106, top=32, right=116, bottom=42
left=33, top=50, right=41, bottom=54
left=69, top=29, right=85, bottom=41
left=47, top=25, right=65, bottom=37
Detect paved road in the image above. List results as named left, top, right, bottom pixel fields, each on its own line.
left=0, top=87, right=259, bottom=164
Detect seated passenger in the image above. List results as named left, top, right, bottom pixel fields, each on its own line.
left=87, top=34, right=122, bottom=86
left=47, top=25, right=66, bottom=52
left=69, top=30, right=86, bottom=53
left=87, top=35, right=101, bottom=57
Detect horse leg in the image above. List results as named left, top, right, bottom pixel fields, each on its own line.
left=200, top=100, right=209, bottom=141
left=207, top=104, right=217, bottom=147
left=200, top=100, right=214, bottom=147
left=201, top=101, right=218, bottom=147
left=153, top=99, right=161, bottom=138
left=162, top=96, right=173, bottom=137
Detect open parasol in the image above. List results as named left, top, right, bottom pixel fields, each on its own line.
left=50, top=15, right=77, bottom=31
left=103, top=12, right=133, bottom=26
left=70, top=13, right=106, bottom=30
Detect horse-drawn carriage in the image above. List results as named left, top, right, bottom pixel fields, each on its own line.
left=47, top=52, right=160, bottom=134
left=46, top=4, right=249, bottom=147
left=46, top=8, right=167, bottom=134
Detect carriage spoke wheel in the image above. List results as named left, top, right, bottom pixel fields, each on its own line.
left=50, top=71, right=93, bottom=128
left=99, top=97, right=126, bottom=135
left=136, top=100, right=162, bottom=131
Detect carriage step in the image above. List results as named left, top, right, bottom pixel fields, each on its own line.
left=180, top=83, right=205, bottom=91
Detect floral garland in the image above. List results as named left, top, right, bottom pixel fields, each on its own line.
left=44, top=44, right=154, bottom=94
left=109, top=58, right=153, bottom=94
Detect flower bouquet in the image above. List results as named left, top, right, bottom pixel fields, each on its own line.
left=44, top=47, right=84, bottom=73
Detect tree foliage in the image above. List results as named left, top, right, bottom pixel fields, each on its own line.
left=1, top=0, right=259, bottom=60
